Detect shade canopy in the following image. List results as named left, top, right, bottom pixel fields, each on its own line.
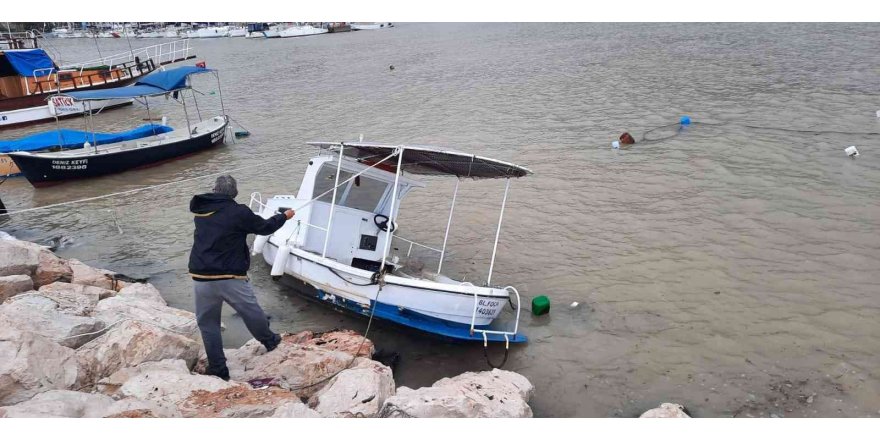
left=2, top=49, right=56, bottom=77
left=307, top=142, right=532, bottom=179
left=0, top=124, right=173, bottom=153
left=63, top=66, right=213, bottom=101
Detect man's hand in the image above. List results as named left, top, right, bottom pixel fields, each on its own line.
left=284, top=209, right=295, bottom=220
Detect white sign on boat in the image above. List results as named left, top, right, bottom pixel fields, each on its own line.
left=47, top=95, right=83, bottom=116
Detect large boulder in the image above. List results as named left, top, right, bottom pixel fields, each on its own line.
left=272, top=401, right=322, bottom=418
left=107, top=359, right=235, bottom=416
left=0, top=240, right=42, bottom=277
left=302, top=330, right=375, bottom=358
left=116, top=283, right=166, bottom=306
left=33, top=251, right=73, bottom=288
left=177, top=385, right=310, bottom=418
left=91, top=294, right=198, bottom=339
left=75, top=320, right=201, bottom=389
left=68, top=259, right=128, bottom=292
left=0, top=295, right=106, bottom=348
left=0, top=275, right=33, bottom=302
left=211, top=337, right=361, bottom=398
left=309, top=357, right=395, bottom=417
left=0, top=389, right=171, bottom=418
left=37, top=282, right=112, bottom=315
left=379, top=369, right=534, bottom=418
left=0, top=325, right=78, bottom=406
left=639, top=403, right=691, bottom=418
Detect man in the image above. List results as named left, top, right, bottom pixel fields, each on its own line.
left=189, top=175, right=294, bottom=380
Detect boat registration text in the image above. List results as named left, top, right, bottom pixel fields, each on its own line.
left=476, top=299, right=501, bottom=317
left=51, top=159, right=88, bottom=170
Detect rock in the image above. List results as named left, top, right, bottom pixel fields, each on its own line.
left=91, top=294, right=198, bottom=339
left=178, top=384, right=305, bottom=418
left=0, top=390, right=115, bottom=417
left=37, top=282, right=111, bottom=315
left=0, top=389, right=172, bottom=418
left=310, top=357, right=395, bottom=417
left=109, top=359, right=236, bottom=415
left=272, top=401, right=322, bottom=418
left=116, top=283, right=166, bottom=306
left=379, top=369, right=534, bottom=418
left=0, top=325, right=78, bottom=406
left=303, top=330, right=374, bottom=358
left=0, top=295, right=106, bottom=348
left=0, top=239, right=42, bottom=277
left=68, top=259, right=127, bottom=292
left=214, top=337, right=359, bottom=398
left=96, top=359, right=192, bottom=397
left=75, top=320, right=201, bottom=389
left=639, top=403, right=691, bottom=418
left=0, top=275, right=33, bottom=302
left=33, top=252, right=72, bottom=288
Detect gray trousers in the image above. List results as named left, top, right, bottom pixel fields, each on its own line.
left=194, top=278, right=279, bottom=369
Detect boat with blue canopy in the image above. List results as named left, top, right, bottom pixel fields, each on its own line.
left=7, top=65, right=228, bottom=186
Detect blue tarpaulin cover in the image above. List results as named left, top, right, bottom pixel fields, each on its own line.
left=3, top=49, right=56, bottom=77
left=64, top=66, right=214, bottom=101
left=0, top=124, right=173, bottom=153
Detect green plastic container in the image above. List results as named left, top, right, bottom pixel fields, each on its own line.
left=531, top=295, right=550, bottom=316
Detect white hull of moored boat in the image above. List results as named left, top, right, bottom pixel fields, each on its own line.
left=278, top=25, right=328, bottom=38
left=351, top=23, right=394, bottom=30
left=0, top=98, right=131, bottom=128
left=246, top=29, right=280, bottom=38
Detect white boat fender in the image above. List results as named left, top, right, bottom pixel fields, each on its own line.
left=270, top=243, right=291, bottom=276
left=252, top=235, right=269, bottom=255
left=161, top=116, right=168, bottom=126
left=845, top=146, right=859, bottom=159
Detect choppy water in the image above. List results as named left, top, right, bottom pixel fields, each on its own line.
left=2, top=23, right=880, bottom=417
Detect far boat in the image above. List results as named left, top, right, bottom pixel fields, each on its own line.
left=278, top=24, right=328, bottom=38
left=249, top=141, right=529, bottom=344
left=1, top=37, right=196, bottom=129
left=228, top=27, right=247, bottom=38
left=8, top=66, right=228, bottom=186
left=351, top=23, right=394, bottom=30
left=246, top=23, right=280, bottom=39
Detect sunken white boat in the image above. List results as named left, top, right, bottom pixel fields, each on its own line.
left=250, top=142, right=530, bottom=343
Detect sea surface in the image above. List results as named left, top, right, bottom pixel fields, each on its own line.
left=2, top=23, right=879, bottom=417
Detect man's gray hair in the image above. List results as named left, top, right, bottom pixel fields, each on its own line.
left=213, top=175, right=238, bottom=198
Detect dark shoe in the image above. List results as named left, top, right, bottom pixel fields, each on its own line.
left=263, top=333, right=282, bottom=353
left=205, top=364, right=230, bottom=381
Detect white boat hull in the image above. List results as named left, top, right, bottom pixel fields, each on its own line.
left=0, top=98, right=132, bottom=128
left=262, top=239, right=505, bottom=327
left=351, top=23, right=393, bottom=30
left=278, top=26, right=328, bottom=38
left=246, top=30, right=280, bottom=38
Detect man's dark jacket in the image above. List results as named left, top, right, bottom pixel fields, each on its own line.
left=189, top=193, right=286, bottom=281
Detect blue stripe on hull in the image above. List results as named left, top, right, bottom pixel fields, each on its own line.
left=297, top=284, right=527, bottom=343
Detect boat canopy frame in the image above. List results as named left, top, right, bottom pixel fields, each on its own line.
left=58, top=66, right=225, bottom=149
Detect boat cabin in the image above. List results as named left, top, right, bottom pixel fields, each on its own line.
left=0, top=48, right=156, bottom=100
left=267, top=155, right=424, bottom=273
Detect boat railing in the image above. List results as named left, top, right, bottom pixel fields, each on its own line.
left=470, top=285, right=522, bottom=348
left=59, top=39, right=193, bottom=74
left=29, top=58, right=157, bottom=95
left=0, top=31, right=39, bottom=50
left=249, top=192, right=441, bottom=257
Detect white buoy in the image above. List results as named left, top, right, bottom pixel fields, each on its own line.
left=845, top=146, right=860, bottom=158
left=570, top=301, right=579, bottom=308
left=270, top=244, right=291, bottom=276
left=612, top=141, right=620, bottom=149
left=252, top=235, right=269, bottom=256
left=876, top=110, right=880, bottom=118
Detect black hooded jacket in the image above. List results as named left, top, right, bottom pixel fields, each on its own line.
left=188, top=193, right=287, bottom=280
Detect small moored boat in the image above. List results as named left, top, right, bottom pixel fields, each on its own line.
left=8, top=66, right=228, bottom=186
left=250, top=141, right=530, bottom=344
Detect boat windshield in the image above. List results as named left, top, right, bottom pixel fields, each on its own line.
left=313, top=162, right=390, bottom=212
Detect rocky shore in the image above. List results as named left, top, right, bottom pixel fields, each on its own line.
left=0, top=235, right=536, bottom=418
